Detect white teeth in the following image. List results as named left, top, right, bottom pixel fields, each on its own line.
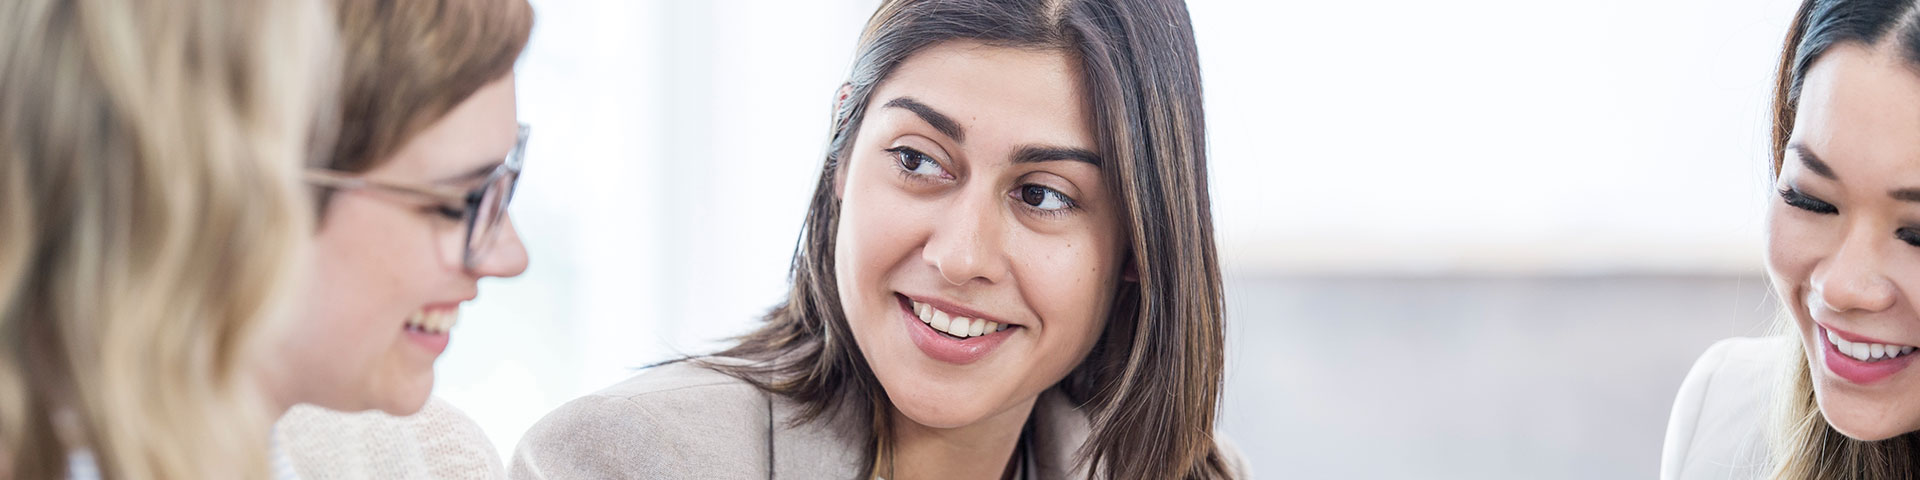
left=1827, top=329, right=1915, bottom=362
left=943, top=317, right=971, bottom=336
left=909, top=300, right=1013, bottom=339
left=930, top=310, right=951, bottom=333
left=404, top=309, right=457, bottom=335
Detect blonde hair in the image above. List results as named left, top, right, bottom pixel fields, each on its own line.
left=0, top=0, right=333, bottom=478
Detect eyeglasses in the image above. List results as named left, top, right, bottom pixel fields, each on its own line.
left=305, top=123, right=528, bottom=272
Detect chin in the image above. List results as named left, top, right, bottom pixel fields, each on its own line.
left=1815, top=387, right=1920, bottom=441
left=892, top=399, right=981, bottom=429
left=371, top=375, right=435, bottom=416
left=885, top=381, right=994, bottom=429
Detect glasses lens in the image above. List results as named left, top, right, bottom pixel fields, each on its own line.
left=463, top=170, right=517, bottom=270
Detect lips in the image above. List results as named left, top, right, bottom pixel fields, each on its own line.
left=401, top=305, right=458, bottom=356
left=896, top=294, right=1018, bottom=365
left=1819, top=324, right=1919, bottom=385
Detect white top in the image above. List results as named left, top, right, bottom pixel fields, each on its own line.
left=1660, top=336, right=1788, bottom=480
left=276, top=397, right=504, bottom=479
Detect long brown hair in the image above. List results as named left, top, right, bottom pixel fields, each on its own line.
left=703, top=0, right=1230, bottom=478
left=1767, top=0, right=1920, bottom=477
left=0, top=0, right=333, bottom=477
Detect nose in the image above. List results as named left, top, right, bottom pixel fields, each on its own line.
left=922, top=192, right=1011, bottom=287
left=1811, top=225, right=1897, bottom=314
left=471, top=214, right=529, bottom=278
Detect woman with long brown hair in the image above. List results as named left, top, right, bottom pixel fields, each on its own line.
left=1663, top=0, right=1920, bottom=478
left=513, top=0, right=1246, bottom=478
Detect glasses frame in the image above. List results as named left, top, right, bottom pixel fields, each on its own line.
left=305, top=123, right=529, bottom=271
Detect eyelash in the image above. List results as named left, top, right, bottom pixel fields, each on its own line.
left=1900, top=228, right=1920, bottom=247
left=423, top=204, right=465, bottom=221
left=1779, top=187, right=1837, bottom=215
left=884, top=146, right=1080, bottom=217
left=1779, top=187, right=1920, bottom=247
left=1014, top=184, right=1077, bottom=216
left=887, top=146, right=949, bottom=181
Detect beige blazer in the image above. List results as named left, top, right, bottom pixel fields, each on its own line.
left=511, top=358, right=1250, bottom=479
left=1660, top=336, right=1787, bottom=480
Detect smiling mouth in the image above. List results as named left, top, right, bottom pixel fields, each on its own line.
left=897, top=295, right=1012, bottom=340
left=1826, top=327, right=1919, bottom=363
left=404, top=308, right=457, bottom=335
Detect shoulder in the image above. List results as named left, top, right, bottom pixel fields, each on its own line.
left=1660, top=336, right=1789, bottom=480
left=1213, top=433, right=1253, bottom=479
left=276, top=397, right=504, bottom=479
left=509, top=358, right=774, bottom=480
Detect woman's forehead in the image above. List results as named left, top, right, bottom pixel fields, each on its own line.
left=870, top=41, right=1096, bottom=153
left=1793, top=44, right=1920, bottom=180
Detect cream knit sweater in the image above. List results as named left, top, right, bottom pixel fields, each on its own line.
left=276, top=397, right=504, bottom=479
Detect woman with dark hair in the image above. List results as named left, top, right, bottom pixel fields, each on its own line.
left=513, top=0, right=1245, bottom=478
left=1663, top=0, right=1920, bottom=478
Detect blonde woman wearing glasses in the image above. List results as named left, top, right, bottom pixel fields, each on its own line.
left=0, top=0, right=333, bottom=478
left=261, top=0, right=534, bottom=478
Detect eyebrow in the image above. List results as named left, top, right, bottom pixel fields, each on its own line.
left=1788, top=143, right=1920, bottom=203
left=1012, top=145, right=1102, bottom=167
left=1791, top=144, right=1838, bottom=180
left=883, top=97, right=965, bottom=143
left=1892, top=188, right=1920, bottom=203
left=434, top=162, right=500, bottom=185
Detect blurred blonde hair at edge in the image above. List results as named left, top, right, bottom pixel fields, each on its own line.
left=0, top=0, right=334, bottom=478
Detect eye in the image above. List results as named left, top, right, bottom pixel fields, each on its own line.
left=1016, top=184, right=1076, bottom=212
left=1899, top=228, right=1920, bottom=247
left=426, top=204, right=465, bottom=221
left=1779, top=187, right=1838, bottom=215
left=886, top=146, right=948, bottom=179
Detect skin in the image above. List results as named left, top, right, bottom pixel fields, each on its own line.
left=263, top=75, right=529, bottom=416
left=833, top=41, right=1129, bottom=478
left=1770, top=42, right=1920, bottom=441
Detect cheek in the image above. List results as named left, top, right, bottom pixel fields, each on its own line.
left=1019, top=234, right=1120, bottom=354
left=1765, top=205, right=1822, bottom=299
left=308, top=200, right=438, bottom=334
left=833, top=165, right=924, bottom=319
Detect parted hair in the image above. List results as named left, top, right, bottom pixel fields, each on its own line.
left=704, top=0, right=1232, bottom=478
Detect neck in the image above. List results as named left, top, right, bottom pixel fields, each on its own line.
left=888, top=396, right=1038, bottom=480
left=253, top=361, right=299, bottom=421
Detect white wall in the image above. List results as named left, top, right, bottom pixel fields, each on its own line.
left=435, top=0, right=1805, bottom=459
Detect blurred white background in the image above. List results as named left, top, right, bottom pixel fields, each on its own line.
left=434, top=0, right=1803, bottom=477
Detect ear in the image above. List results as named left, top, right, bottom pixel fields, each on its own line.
left=832, top=82, right=853, bottom=126
left=831, top=83, right=854, bottom=199
left=1122, top=253, right=1139, bottom=283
